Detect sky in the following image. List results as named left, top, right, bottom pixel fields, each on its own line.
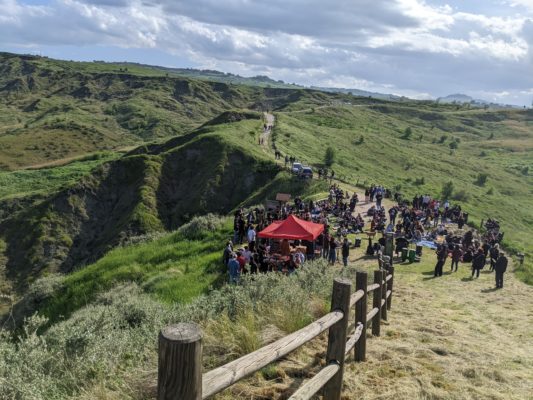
left=1, top=0, right=533, bottom=106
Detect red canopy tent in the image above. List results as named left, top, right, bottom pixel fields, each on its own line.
left=258, top=215, right=324, bottom=241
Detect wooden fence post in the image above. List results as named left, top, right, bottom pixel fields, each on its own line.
left=385, top=232, right=394, bottom=265
left=372, top=270, right=382, bottom=337
left=387, top=266, right=394, bottom=310
left=158, top=323, right=203, bottom=400
left=354, top=271, right=367, bottom=362
left=323, top=278, right=352, bottom=400
left=380, top=270, right=387, bottom=321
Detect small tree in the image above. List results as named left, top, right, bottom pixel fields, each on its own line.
left=449, top=140, right=458, bottom=149
left=324, top=146, right=336, bottom=167
left=402, top=127, right=412, bottom=140
left=441, top=181, right=454, bottom=199
left=438, top=135, right=448, bottom=144
left=475, top=173, right=488, bottom=186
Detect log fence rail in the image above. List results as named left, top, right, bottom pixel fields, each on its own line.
left=158, top=266, right=395, bottom=400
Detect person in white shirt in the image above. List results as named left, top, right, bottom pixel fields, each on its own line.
left=247, top=225, right=256, bottom=251
left=243, top=246, right=252, bottom=264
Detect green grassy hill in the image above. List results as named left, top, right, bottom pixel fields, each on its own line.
left=0, top=53, right=341, bottom=170
left=0, top=111, right=329, bottom=295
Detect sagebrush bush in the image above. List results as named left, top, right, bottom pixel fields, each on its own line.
left=10, top=275, right=66, bottom=325
left=0, top=261, right=339, bottom=399
left=177, top=214, right=225, bottom=240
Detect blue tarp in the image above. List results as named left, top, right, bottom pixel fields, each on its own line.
left=417, top=240, right=438, bottom=250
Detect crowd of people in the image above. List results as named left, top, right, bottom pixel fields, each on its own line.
left=433, top=219, right=508, bottom=288
left=223, top=179, right=508, bottom=289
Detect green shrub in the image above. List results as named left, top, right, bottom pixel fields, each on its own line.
left=401, top=127, right=412, bottom=140
left=441, top=181, right=454, bottom=199
left=324, top=146, right=336, bottom=167
left=177, top=214, right=225, bottom=240
left=452, top=189, right=469, bottom=201
left=414, top=177, right=425, bottom=186
left=475, top=173, right=488, bottom=186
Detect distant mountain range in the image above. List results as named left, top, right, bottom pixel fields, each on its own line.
left=5, top=53, right=523, bottom=108
left=436, top=93, right=522, bottom=109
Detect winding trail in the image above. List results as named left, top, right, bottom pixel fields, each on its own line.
left=259, top=112, right=275, bottom=152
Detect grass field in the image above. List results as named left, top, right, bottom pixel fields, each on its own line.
left=0, top=152, right=118, bottom=200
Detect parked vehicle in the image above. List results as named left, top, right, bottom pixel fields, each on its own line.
left=291, top=162, right=303, bottom=174
left=300, top=166, right=313, bottom=179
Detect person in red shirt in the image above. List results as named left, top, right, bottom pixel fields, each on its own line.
left=236, top=251, right=247, bottom=273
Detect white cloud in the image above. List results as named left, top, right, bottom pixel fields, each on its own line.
left=0, top=0, right=532, bottom=105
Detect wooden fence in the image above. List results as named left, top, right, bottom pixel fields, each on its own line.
left=157, top=264, right=394, bottom=400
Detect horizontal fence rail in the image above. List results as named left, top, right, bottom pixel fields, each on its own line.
left=157, top=266, right=395, bottom=400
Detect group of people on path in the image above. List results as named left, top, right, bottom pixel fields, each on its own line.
left=223, top=183, right=372, bottom=282
left=434, top=225, right=508, bottom=288
left=224, top=176, right=509, bottom=289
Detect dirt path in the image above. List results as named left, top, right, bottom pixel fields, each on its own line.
left=259, top=112, right=275, bottom=151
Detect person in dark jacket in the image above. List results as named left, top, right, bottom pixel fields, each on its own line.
left=494, top=253, right=508, bottom=288
left=222, top=241, right=233, bottom=267
left=341, top=237, right=350, bottom=267
left=471, top=248, right=486, bottom=278
left=451, top=244, right=463, bottom=272
left=434, top=243, right=448, bottom=277
left=328, top=236, right=338, bottom=265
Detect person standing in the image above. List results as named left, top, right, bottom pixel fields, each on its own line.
left=494, top=253, right=508, bottom=289
left=328, top=236, right=338, bottom=265
left=471, top=248, right=486, bottom=278
left=322, top=232, right=330, bottom=259
left=228, top=253, right=240, bottom=284
left=247, top=225, right=256, bottom=252
left=341, top=237, right=350, bottom=267
left=222, top=240, right=233, bottom=267
left=457, top=213, right=465, bottom=229
left=451, top=244, right=463, bottom=272
left=489, top=244, right=500, bottom=272
left=376, top=191, right=383, bottom=209
left=434, top=243, right=448, bottom=277
left=280, top=239, right=291, bottom=256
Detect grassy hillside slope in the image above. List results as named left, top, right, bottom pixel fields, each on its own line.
left=273, top=105, right=533, bottom=282
left=0, top=112, right=330, bottom=295
left=0, top=53, right=344, bottom=170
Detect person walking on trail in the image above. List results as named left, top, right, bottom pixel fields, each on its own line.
left=341, top=237, right=350, bottom=267
left=471, top=248, right=486, bottom=278
left=494, top=253, right=508, bottom=289
left=451, top=244, right=463, bottom=272
left=228, top=253, right=240, bottom=284
left=434, top=243, right=448, bottom=277
left=489, top=243, right=500, bottom=272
